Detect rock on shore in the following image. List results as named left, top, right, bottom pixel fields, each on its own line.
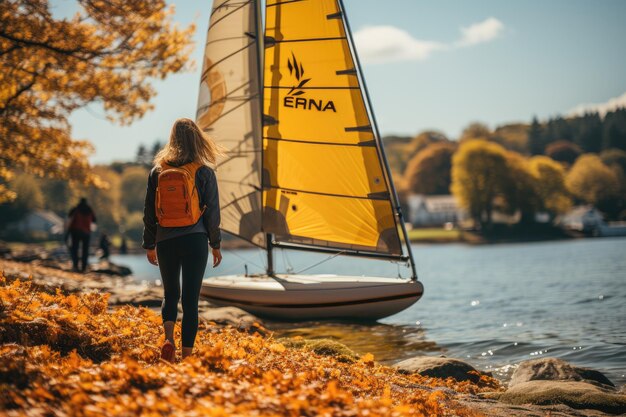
left=497, top=357, right=626, bottom=415
left=393, top=355, right=626, bottom=415
left=393, top=355, right=492, bottom=383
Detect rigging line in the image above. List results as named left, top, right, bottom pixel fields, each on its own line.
left=263, top=86, right=359, bottom=90
left=265, top=185, right=388, bottom=201
left=264, top=136, right=375, bottom=147
left=206, top=35, right=251, bottom=47
left=294, top=250, right=347, bottom=275
left=210, top=0, right=251, bottom=27
left=266, top=0, right=306, bottom=7
left=197, top=89, right=254, bottom=115
left=216, top=179, right=259, bottom=188
left=201, top=41, right=256, bottom=78
left=223, top=248, right=265, bottom=270
left=271, top=37, right=346, bottom=44
left=204, top=97, right=253, bottom=126
left=220, top=193, right=262, bottom=212
left=211, top=1, right=250, bottom=17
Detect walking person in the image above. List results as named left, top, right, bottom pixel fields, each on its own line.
left=67, top=197, right=97, bottom=272
left=143, top=118, right=223, bottom=362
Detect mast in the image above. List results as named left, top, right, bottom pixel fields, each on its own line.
left=255, top=0, right=274, bottom=276
left=337, top=0, right=418, bottom=281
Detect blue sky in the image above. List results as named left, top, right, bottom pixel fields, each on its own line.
left=56, top=0, right=626, bottom=163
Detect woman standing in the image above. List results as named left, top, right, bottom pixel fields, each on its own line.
left=142, top=118, right=223, bottom=362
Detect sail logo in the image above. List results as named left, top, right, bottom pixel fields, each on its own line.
left=283, top=53, right=336, bottom=113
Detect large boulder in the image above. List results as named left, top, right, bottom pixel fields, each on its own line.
left=108, top=286, right=164, bottom=308
left=199, top=306, right=263, bottom=332
left=498, top=380, right=626, bottom=415
left=510, top=358, right=615, bottom=389
left=90, top=261, right=132, bottom=276
left=393, top=356, right=490, bottom=383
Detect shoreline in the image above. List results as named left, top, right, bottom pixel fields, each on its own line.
left=1, top=258, right=623, bottom=416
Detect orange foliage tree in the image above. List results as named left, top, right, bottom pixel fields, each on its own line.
left=0, top=0, right=195, bottom=202
left=404, top=142, right=457, bottom=195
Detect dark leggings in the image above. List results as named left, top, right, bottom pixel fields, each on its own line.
left=156, top=233, right=208, bottom=348
left=70, top=230, right=90, bottom=272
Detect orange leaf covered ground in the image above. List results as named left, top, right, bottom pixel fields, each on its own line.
left=0, top=272, right=499, bottom=416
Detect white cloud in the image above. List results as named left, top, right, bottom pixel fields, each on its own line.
left=568, top=92, right=626, bottom=117
left=353, top=26, right=444, bottom=64
left=456, top=17, right=505, bottom=47
left=354, top=18, right=504, bottom=65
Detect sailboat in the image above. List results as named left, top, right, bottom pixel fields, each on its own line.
left=196, top=0, right=424, bottom=320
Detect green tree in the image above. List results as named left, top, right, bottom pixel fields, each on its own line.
left=120, top=166, right=149, bottom=213
left=566, top=154, right=620, bottom=209
left=573, top=113, right=602, bottom=153
left=528, top=156, right=572, bottom=219
left=451, top=140, right=509, bottom=228
left=602, top=109, right=626, bottom=151
left=151, top=141, right=164, bottom=163
left=0, top=174, right=44, bottom=226
left=71, top=167, right=122, bottom=233
left=404, top=142, right=456, bottom=195
left=136, top=144, right=149, bottom=166
left=40, top=178, right=72, bottom=216
left=528, top=117, right=544, bottom=155
left=123, top=211, right=145, bottom=243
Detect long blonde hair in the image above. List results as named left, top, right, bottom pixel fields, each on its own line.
left=154, top=118, right=223, bottom=167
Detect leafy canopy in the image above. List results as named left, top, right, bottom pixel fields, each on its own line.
left=0, top=0, right=194, bottom=202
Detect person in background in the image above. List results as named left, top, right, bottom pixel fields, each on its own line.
left=143, top=117, right=222, bottom=362
left=67, top=197, right=96, bottom=272
left=119, top=236, right=128, bottom=254
left=99, top=232, right=111, bottom=260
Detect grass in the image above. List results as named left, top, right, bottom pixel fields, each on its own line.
left=407, top=228, right=463, bottom=243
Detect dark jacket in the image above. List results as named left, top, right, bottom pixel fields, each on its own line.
left=142, top=163, right=221, bottom=250
left=68, top=203, right=96, bottom=234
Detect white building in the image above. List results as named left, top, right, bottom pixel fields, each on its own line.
left=8, top=210, right=65, bottom=238
left=406, top=194, right=465, bottom=227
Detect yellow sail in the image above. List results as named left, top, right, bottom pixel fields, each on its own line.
left=263, top=0, right=402, bottom=255
left=196, top=0, right=265, bottom=247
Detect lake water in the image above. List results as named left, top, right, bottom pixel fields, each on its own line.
left=110, top=237, right=626, bottom=385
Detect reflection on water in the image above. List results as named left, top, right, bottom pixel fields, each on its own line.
left=267, top=321, right=440, bottom=364
left=112, top=237, right=626, bottom=385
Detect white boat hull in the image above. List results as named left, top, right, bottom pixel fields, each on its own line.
left=200, top=274, right=424, bottom=321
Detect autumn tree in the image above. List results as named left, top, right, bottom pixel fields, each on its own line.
left=0, top=0, right=194, bottom=203
left=499, top=152, right=540, bottom=224
left=0, top=174, right=44, bottom=227
left=404, top=142, right=456, bottom=195
left=566, top=154, right=620, bottom=211
left=40, top=178, right=73, bottom=216
left=120, top=166, right=149, bottom=214
left=459, top=122, right=491, bottom=142
left=491, top=123, right=529, bottom=153
left=71, top=166, right=122, bottom=233
left=451, top=140, right=509, bottom=228
left=528, top=156, right=572, bottom=219
left=545, top=140, right=583, bottom=166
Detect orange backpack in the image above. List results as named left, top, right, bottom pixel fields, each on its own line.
left=155, top=162, right=206, bottom=227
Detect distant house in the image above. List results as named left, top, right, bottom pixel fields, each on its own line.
left=407, top=194, right=465, bottom=227
left=6, top=210, right=65, bottom=239
left=559, top=206, right=604, bottom=233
